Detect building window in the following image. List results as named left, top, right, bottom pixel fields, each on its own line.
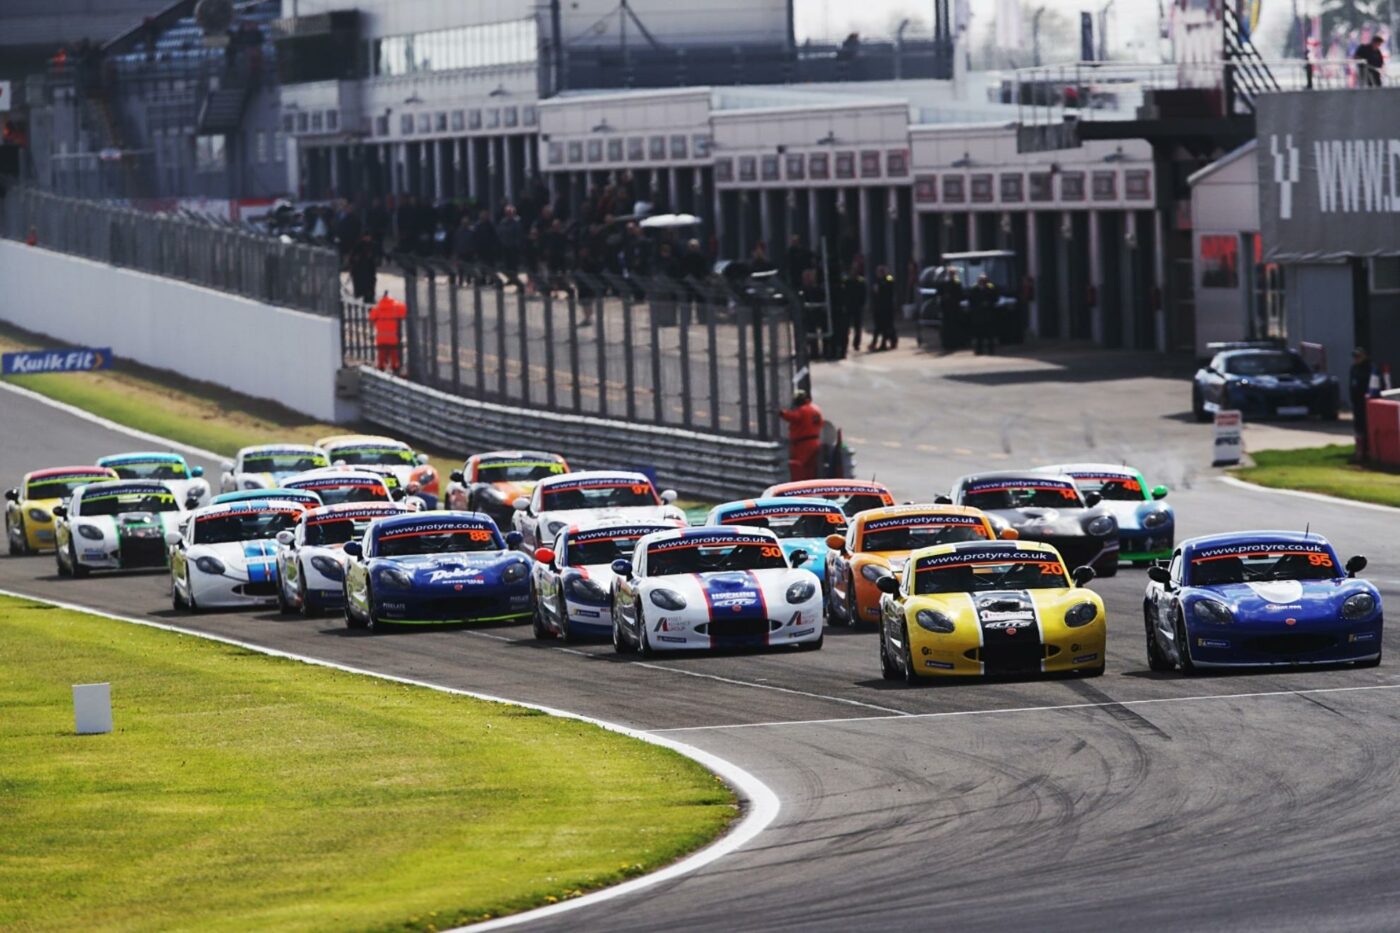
left=401, top=113, right=414, bottom=135
left=503, top=107, right=518, bottom=127
left=670, top=135, right=687, bottom=159
left=375, top=114, right=390, bottom=136
left=369, top=17, right=539, bottom=77
left=1200, top=235, right=1240, bottom=289
left=1372, top=257, right=1400, bottom=293
left=835, top=152, right=855, bottom=179
left=548, top=142, right=563, bottom=165
left=649, top=136, right=666, bottom=160
left=1000, top=173, right=1024, bottom=202
left=296, top=112, right=309, bottom=133
left=761, top=154, right=780, bottom=181
left=282, top=113, right=294, bottom=133
left=809, top=153, right=829, bottom=179
left=451, top=110, right=465, bottom=131
left=887, top=150, right=908, bottom=177
left=715, top=158, right=734, bottom=182
left=1060, top=171, right=1085, bottom=201
left=860, top=151, right=881, bottom=178
left=255, top=130, right=268, bottom=163
left=970, top=173, right=994, bottom=203
left=417, top=113, right=431, bottom=133
left=693, top=135, right=712, bottom=158
left=522, top=105, right=537, bottom=126
left=587, top=139, right=603, bottom=162
left=311, top=111, right=323, bottom=131
left=567, top=141, right=583, bottom=163
left=628, top=137, right=645, bottom=160
left=1092, top=170, right=1117, bottom=200
left=468, top=109, right=482, bottom=130
left=1125, top=169, right=1152, bottom=200
left=607, top=138, right=623, bottom=161
left=914, top=174, right=937, bottom=203
left=486, top=109, right=500, bottom=129
left=738, top=156, right=757, bottom=181
left=942, top=175, right=965, bottom=203
left=786, top=154, right=805, bottom=180
left=273, top=134, right=284, bottom=162
left=195, top=134, right=226, bottom=173
left=1029, top=172, right=1053, bottom=202
left=326, top=110, right=339, bottom=131
left=435, top=112, right=447, bottom=132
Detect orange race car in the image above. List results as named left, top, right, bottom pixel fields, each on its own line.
left=824, top=504, right=1008, bottom=626
left=762, top=479, right=895, bottom=518
left=445, top=450, right=570, bottom=530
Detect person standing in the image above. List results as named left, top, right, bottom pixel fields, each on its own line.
left=497, top=204, right=524, bottom=279
left=844, top=256, right=867, bottom=353
left=939, top=270, right=965, bottom=351
left=347, top=235, right=377, bottom=303
left=472, top=209, right=499, bottom=275
left=1350, top=346, right=1376, bottom=461
left=780, top=390, right=824, bottom=481
left=451, top=215, right=475, bottom=285
left=368, top=293, right=407, bottom=373
left=1355, top=35, right=1385, bottom=87
left=969, top=273, right=1000, bottom=355
left=786, top=234, right=813, bottom=289
left=871, top=265, right=897, bottom=351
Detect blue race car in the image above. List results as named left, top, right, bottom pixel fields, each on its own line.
left=342, top=512, right=530, bottom=631
left=1145, top=531, right=1380, bottom=671
left=703, top=497, right=848, bottom=584
left=211, top=487, right=324, bottom=509
left=1191, top=346, right=1339, bottom=422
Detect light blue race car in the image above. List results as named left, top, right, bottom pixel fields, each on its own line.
left=211, top=487, right=324, bottom=509
left=703, top=497, right=849, bottom=584
left=1039, top=462, right=1174, bottom=564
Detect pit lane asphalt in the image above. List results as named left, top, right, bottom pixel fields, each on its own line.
left=7, top=350, right=1400, bottom=933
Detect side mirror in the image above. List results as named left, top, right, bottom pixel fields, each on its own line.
left=52, top=504, right=67, bottom=518
left=934, top=494, right=952, bottom=505
left=276, top=530, right=294, bottom=546
left=534, top=546, right=556, bottom=565
left=390, top=487, right=406, bottom=500
left=449, top=470, right=465, bottom=483
left=416, top=453, right=430, bottom=465
left=611, top=558, right=633, bottom=577
left=1083, top=491, right=1102, bottom=508
left=660, top=489, right=679, bottom=503
left=825, top=533, right=846, bottom=550
left=513, top=497, right=531, bottom=512
left=999, top=527, right=1020, bottom=540
left=220, top=460, right=234, bottom=472
left=875, top=575, right=900, bottom=594
left=190, top=465, right=205, bottom=478
left=164, top=530, right=183, bottom=547
left=185, top=494, right=201, bottom=509
left=1147, top=565, right=1172, bottom=585
left=1346, top=555, right=1368, bottom=578
left=4, top=488, right=17, bottom=502
left=789, top=548, right=809, bottom=566
left=1071, top=566, right=1096, bottom=587
left=1151, top=485, right=1169, bottom=500
left=343, top=541, right=363, bottom=558
left=505, top=531, right=524, bottom=549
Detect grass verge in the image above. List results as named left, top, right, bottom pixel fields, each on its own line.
left=0, top=595, right=736, bottom=932
left=1232, top=443, right=1400, bottom=508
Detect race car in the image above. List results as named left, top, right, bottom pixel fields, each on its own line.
left=609, top=526, right=823, bottom=654
left=876, top=540, right=1104, bottom=682
left=342, top=512, right=531, bottom=630
left=168, top=499, right=308, bottom=611
left=282, top=468, right=398, bottom=507
left=704, top=497, right=848, bottom=584
left=1144, top=532, right=1380, bottom=672
left=446, top=450, right=570, bottom=529
left=951, top=472, right=1119, bottom=577
left=211, top=487, right=324, bottom=510
left=762, top=479, right=895, bottom=517
left=315, top=434, right=439, bottom=504
left=825, top=504, right=1001, bottom=627
left=274, top=501, right=413, bottom=616
left=5, top=465, right=116, bottom=554
left=529, top=518, right=678, bottom=641
left=1038, top=463, right=1174, bottom=564
left=1192, top=346, right=1339, bottom=422
left=98, top=451, right=211, bottom=508
left=512, top=470, right=684, bottom=551
left=219, top=444, right=328, bottom=493
left=53, top=480, right=185, bottom=577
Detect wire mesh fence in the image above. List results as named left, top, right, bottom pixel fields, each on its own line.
left=0, top=186, right=341, bottom=316
left=346, top=265, right=811, bottom=441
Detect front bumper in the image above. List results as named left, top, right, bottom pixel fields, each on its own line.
left=562, top=598, right=613, bottom=636
left=76, top=538, right=170, bottom=571
left=190, top=571, right=282, bottom=607
left=1187, top=618, right=1383, bottom=667
left=646, top=605, right=823, bottom=650
left=1118, top=530, right=1173, bottom=562
left=1226, top=387, right=1334, bottom=418
left=374, top=586, right=532, bottom=624
left=908, top=620, right=1106, bottom=677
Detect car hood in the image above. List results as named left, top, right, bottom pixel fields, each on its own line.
left=538, top=505, right=686, bottom=529
left=570, top=563, right=619, bottom=591
left=379, top=550, right=527, bottom=584
left=643, top=568, right=818, bottom=618
left=854, top=549, right=913, bottom=573
left=194, top=538, right=280, bottom=570
left=1189, top=579, right=1373, bottom=618
left=986, top=507, right=1109, bottom=537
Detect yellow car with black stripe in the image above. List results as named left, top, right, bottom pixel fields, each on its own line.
left=5, top=466, right=118, bottom=554
left=875, top=540, right=1105, bottom=682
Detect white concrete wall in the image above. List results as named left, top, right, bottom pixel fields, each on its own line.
left=0, top=241, right=347, bottom=423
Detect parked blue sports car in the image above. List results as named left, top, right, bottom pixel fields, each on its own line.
left=703, top=497, right=848, bottom=584
left=342, top=512, right=530, bottom=631
left=1191, top=346, right=1339, bottom=422
left=1144, top=531, right=1380, bottom=671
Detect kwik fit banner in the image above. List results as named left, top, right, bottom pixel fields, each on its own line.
left=1257, top=88, right=1400, bottom=261
left=2, top=347, right=112, bottom=375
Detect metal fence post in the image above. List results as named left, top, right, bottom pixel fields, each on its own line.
left=753, top=299, right=769, bottom=441
left=595, top=293, right=608, bottom=419
left=622, top=289, right=637, bottom=422
left=705, top=293, right=720, bottom=432
left=737, top=303, right=751, bottom=437
left=403, top=269, right=420, bottom=380
left=679, top=293, right=694, bottom=430
left=473, top=280, right=486, bottom=398
left=495, top=283, right=508, bottom=400
left=648, top=284, right=664, bottom=424
left=426, top=271, right=440, bottom=387
left=516, top=286, right=530, bottom=407
left=449, top=279, right=462, bottom=393
left=543, top=289, right=557, bottom=410
left=567, top=290, right=582, bottom=412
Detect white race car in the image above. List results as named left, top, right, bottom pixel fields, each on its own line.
left=168, top=499, right=309, bottom=611
left=98, top=451, right=211, bottom=509
left=610, top=526, right=824, bottom=654
left=282, top=468, right=399, bottom=507
left=513, top=470, right=684, bottom=552
left=316, top=433, right=438, bottom=505
left=274, top=501, right=413, bottom=616
left=220, top=444, right=328, bottom=493
left=53, top=480, right=185, bottom=577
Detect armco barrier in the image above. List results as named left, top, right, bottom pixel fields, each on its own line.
left=358, top=368, right=788, bottom=501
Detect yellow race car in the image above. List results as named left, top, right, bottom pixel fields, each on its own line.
left=5, top=466, right=118, bottom=554
left=874, top=540, right=1105, bottom=681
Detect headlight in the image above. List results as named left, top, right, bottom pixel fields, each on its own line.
left=309, top=555, right=344, bottom=580
left=915, top=609, right=956, bottom=633
left=377, top=567, right=413, bottom=589
left=242, top=478, right=265, bottom=490
left=860, top=563, right=892, bottom=582
left=77, top=524, right=105, bottom=540
left=1142, top=510, right=1171, bottom=529
left=1065, top=601, right=1098, bottom=627
left=650, top=588, right=687, bottom=610
left=785, top=579, right=817, bottom=604
left=1086, top=516, right=1116, bottom=537
left=502, top=561, right=528, bottom=584
left=566, top=576, right=607, bottom=601
left=1342, top=592, right=1377, bottom=620
left=27, top=508, right=50, bottom=523
left=194, top=556, right=226, bottom=575
left=1192, top=598, right=1233, bottom=625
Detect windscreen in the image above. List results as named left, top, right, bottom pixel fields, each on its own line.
left=646, top=535, right=787, bottom=576
left=860, top=514, right=990, bottom=552
left=960, top=479, right=1082, bottom=511
left=1189, top=542, right=1341, bottom=585
left=304, top=515, right=386, bottom=546
left=26, top=473, right=111, bottom=501
left=80, top=489, right=179, bottom=516
left=477, top=459, right=566, bottom=483
left=288, top=478, right=390, bottom=506
left=195, top=509, right=299, bottom=544
left=1065, top=472, right=1145, bottom=502
left=376, top=524, right=502, bottom=557
left=329, top=445, right=415, bottom=467
left=242, top=453, right=327, bottom=474
left=105, top=458, right=187, bottom=480
left=1223, top=352, right=1309, bottom=376
left=541, top=479, right=658, bottom=511
left=716, top=505, right=845, bottom=539
left=566, top=527, right=661, bottom=566
left=914, top=549, right=1069, bottom=594
left=771, top=485, right=893, bottom=517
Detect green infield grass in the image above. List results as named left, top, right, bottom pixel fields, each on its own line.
left=0, top=596, right=735, bottom=931
left=1232, top=443, right=1400, bottom=508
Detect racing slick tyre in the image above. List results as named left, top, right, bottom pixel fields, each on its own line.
left=1173, top=609, right=1197, bottom=675
left=1145, top=604, right=1173, bottom=672
left=69, top=543, right=89, bottom=578
left=364, top=587, right=388, bottom=633
left=55, top=546, right=70, bottom=577
left=880, top=628, right=900, bottom=680
left=824, top=588, right=843, bottom=627
left=298, top=574, right=321, bottom=618
left=276, top=574, right=293, bottom=614
left=901, top=623, right=921, bottom=685
left=556, top=594, right=572, bottom=643
left=611, top=608, right=633, bottom=655
left=531, top=588, right=552, bottom=640
left=344, top=599, right=366, bottom=630
left=845, top=590, right=860, bottom=628
left=1192, top=386, right=1210, bottom=423
left=7, top=519, right=25, bottom=556
left=171, top=581, right=186, bottom=611
left=636, top=611, right=656, bottom=658
left=797, top=631, right=824, bottom=651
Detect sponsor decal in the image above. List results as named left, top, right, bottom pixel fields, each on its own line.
left=569, top=525, right=667, bottom=544
left=1350, top=632, right=1378, bottom=642
left=654, top=618, right=687, bottom=632
left=1197, top=638, right=1230, bottom=648
left=1072, top=653, right=1099, bottom=663
left=289, top=476, right=386, bottom=491
left=718, top=503, right=845, bottom=523
left=656, top=635, right=688, bottom=643
left=427, top=568, right=484, bottom=584
left=572, top=608, right=602, bottom=618
left=649, top=532, right=774, bottom=553
left=965, top=477, right=1077, bottom=497
left=544, top=476, right=652, bottom=493
left=776, top=483, right=888, bottom=498
left=306, top=505, right=405, bottom=525
left=863, top=513, right=986, bottom=533
left=377, top=519, right=496, bottom=541
left=242, top=541, right=278, bottom=583
left=1191, top=541, right=1332, bottom=563
left=2, top=347, right=112, bottom=375
left=31, top=470, right=114, bottom=485
left=82, top=548, right=107, bottom=559
left=924, top=660, right=955, bottom=669
left=199, top=502, right=302, bottom=521
left=85, top=482, right=175, bottom=500
left=914, top=548, right=1060, bottom=574
left=1066, top=471, right=1136, bottom=484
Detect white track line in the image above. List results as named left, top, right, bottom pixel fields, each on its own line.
left=0, top=587, right=780, bottom=931
left=1218, top=475, right=1400, bottom=514
left=0, top=379, right=223, bottom=461
left=652, top=680, right=1400, bottom=733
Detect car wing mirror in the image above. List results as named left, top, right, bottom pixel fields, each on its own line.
left=875, top=575, right=900, bottom=595
left=1151, top=485, right=1169, bottom=500
left=513, top=497, right=531, bottom=512
left=1071, top=566, right=1096, bottom=587
left=343, top=541, right=363, bottom=558
left=449, top=470, right=465, bottom=483
left=4, top=488, right=17, bottom=502
left=1083, top=491, right=1102, bottom=508
left=52, top=504, right=67, bottom=518
left=660, top=489, right=679, bottom=503
left=275, top=530, right=294, bottom=546
left=1147, top=565, right=1172, bottom=585
left=190, top=466, right=204, bottom=478
left=999, top=527, right=1020, bottom=540
left=220, top=460, right=234, bottom=472
left=1346, top=555, right=1368, bottom=578
left=416, top=453, right=430, bottom=465
left=164, top=530, right=183, bottom=547
left=611, top=558, right=633, bottom=577
left=505, top=531, right=524, bottom=549
left=534, top=546, right=555, bottom=564
left=934, top=494, right=952, bottom=505
left=825, top=533, right=845, bottom=550
left=789, top=548, right=809, bottom=566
